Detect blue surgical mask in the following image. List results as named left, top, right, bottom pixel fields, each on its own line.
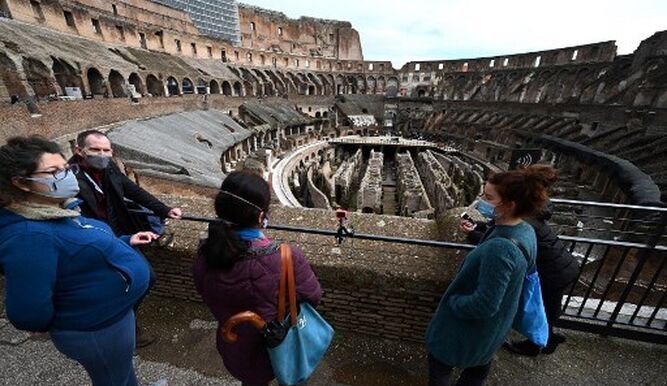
left=25, top=170, right=80, bottom=199
left=475, top=199, right=497, bottom=219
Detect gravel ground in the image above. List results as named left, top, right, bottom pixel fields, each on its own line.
left=2, top=280, right=665, bottom=386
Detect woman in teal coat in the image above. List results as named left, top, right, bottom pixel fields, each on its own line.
left=426, top=165, right=557, bottom=386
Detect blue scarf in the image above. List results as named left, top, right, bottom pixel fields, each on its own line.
left=237, top=228, right=264, bottom=241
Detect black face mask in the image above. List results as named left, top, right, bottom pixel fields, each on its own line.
left=84, top=154, right=111, bottom=170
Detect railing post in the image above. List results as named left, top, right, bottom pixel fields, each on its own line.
left=602, top=210, right=667, bottom=336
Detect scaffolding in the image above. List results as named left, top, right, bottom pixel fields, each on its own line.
left=153, top=0, right=241, bottom=45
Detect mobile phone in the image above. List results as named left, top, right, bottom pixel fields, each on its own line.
left=460, top=212, right=477, bottom=229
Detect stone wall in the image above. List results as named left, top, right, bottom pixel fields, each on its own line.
left=332, top=148, right=362, bottom=206
left=357, top=150, right=383, bottom=213
left=416, top=150, right=458, bottom=215
left=0, top=94, right=248, bottom=143
left=306, top=166, right=332, bottom=210
left=395, top=152, right=433, bottom=218
left=239, top=4, right=363, bottom=61
left=144, top=196, right=460, bottom=344
left=406, top=100, right=666, bottom=203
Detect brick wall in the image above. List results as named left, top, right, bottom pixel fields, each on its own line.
left=0, top=95, right=248, bottom=143
left=141, top=196, right=459, bottom=343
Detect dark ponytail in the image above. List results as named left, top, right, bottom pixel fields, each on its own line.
left=200, top=171, right=271, bottom=270
left=201, top=220, right=249, bottom=270
left=487, top=164, right=558, bottom=218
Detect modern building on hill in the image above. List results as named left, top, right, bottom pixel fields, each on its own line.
left=153, top=0, right=241, bottom=45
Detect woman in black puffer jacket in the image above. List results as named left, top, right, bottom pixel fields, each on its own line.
left=461, top=205, right=580, bottom=355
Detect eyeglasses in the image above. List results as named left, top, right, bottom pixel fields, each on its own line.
left=29, top=164, right=80, bottom=181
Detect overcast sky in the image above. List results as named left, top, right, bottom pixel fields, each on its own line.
left=240, top=0, right=666, bottom=68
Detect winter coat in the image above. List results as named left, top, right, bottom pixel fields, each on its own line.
left=192, top=238, right=322, bottom=384
left=69, top=155, right=171, bottom=235
left=427, top=221, right=536, bottom=367
left=468, top=209, right=579, bottom=290
left=0, top=208, right=150, bottom=332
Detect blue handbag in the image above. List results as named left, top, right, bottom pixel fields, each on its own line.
left=502, top=237, right=549, bottom=347
left=266, top=244, right=334, bottom=386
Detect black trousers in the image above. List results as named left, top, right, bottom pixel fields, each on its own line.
left=541, top=281, right=568, bottom=339
left=428, top=353, right=492, bottom=386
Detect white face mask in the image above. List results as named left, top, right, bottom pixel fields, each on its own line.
left=23, top=169, right=80, bottom=199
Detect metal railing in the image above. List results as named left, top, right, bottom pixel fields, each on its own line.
left=134, top=197, right=667, bottom=344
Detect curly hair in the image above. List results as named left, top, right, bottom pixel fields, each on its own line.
left=0, top=136, right=63, bottom=206
left=487, top=164, right=558, bottom=218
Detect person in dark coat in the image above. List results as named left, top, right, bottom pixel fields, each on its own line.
left=460, top=202, right=580, bottom=356
left=193, top=171, right=322, bottom=386
left=69, top=129, right=183, bottom=347
left=69, top=130, right=182, bottom=236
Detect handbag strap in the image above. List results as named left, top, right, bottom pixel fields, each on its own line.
left=497, top=235, right=536, bottom=273
left=277, top=244, right=298, bottom=327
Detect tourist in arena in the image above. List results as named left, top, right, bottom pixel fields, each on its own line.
left=460, top=198, right=579, bottom=356
left=0, top=136, right=164, bottom=386
left=426, top=164, right=557, bottom=386
left=193, top=171, right=322, bottom=386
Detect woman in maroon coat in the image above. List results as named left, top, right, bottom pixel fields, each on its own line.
left=193, top=171, right=322, bottom=386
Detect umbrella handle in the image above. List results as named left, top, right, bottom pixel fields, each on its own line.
left=221, top=311, right=267, bottom=343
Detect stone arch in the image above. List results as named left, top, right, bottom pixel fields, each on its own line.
left=222, top=80, right=232, bottom=96
left=386, top=76, right=399, bottom=97
left=233, top=81, right=243, bottom=96
left=128, top=72, right=144, bottom=95
left=196, top=78, right=207, bottom=94
left=166, top=76, right=179, bottom=96
left=265, top=70, right=286, bottom=95
left=307, top=73, right=322, bottom=95
left=242, top=80, right=254, bottom=96
left=0, top=52, right=28, bottom=101
left=549, top=69, right=573, bottom=103
left=108, top=70, right=126, bottom=98
left=264, top=81, right=274, bottom=96
left=377, top=76, right=386, bottom=93
left=86, top=67, right=105, bottom=96
left=286, top=72, right=304, bottom=94
left=366, top=76, right=376, bottom=94
left=182, top=78, right=194, bottom=94
left=531, top=71, right=554, bottom=103
left=570, top=68, right=593, bottom=100
left=146, top=74, right=164, bottom=96
left=346, top=76, right=358, bottom=94
left=239, top=68, right=259, bottom=96
left=356, top=75, right=366, bottom=94
left=317, top=74, right=330, bottom=95
left=51, top=57, right=84, bottom=96
left=278, top=71, right=297, bottom=94
left=210, top=79, right=220, bottom=94
left=21, top=57, right=57, bottom=98
left=335, top=74, right=346, bottom=94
